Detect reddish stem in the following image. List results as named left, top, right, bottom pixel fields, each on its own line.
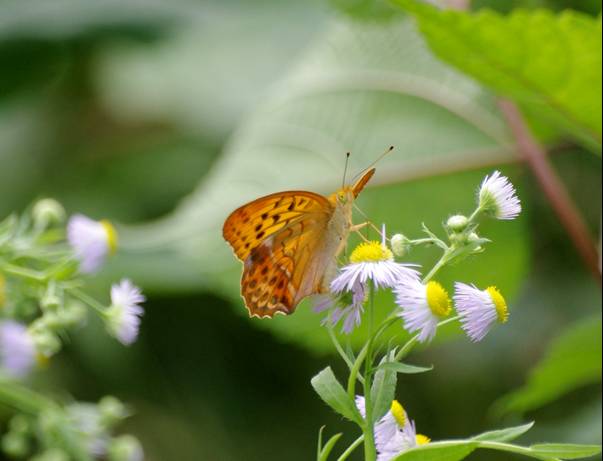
left=498, top=99, right=601, bottom=284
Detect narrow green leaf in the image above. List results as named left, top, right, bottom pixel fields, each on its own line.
left=371, top=355, right=398, bottom=423
left=471, top=422, right=534, bottom=443
left=392, top=441, right=478, bottom=460
left=311, top=367, right=360, bottom=423
left=319, top=433, right=344, bottom=461
left=495, top=317, right=602, bottom=415
left=379, top=362, right=433, bottom=374
left=394, top=0, right=603, bottom=152
left=317, top=425, right=325, bottom=461
left=528, top=443, right=602, bottom=459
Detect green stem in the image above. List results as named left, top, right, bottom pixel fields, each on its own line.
left=68, top=288, right=107, bottom=315
left=347, top=343, right=368, bottom=399
left=362, top=282, right=377, bottom=461
left=421, top=251, right=451, bottom=284
left=395, top=316, right=460, bottom=362
left=337, top=435, right=364, bottom=461
left=0, top=380, right=54, bottom=414
left=327, top=326, right=364, bottom=384
left=1, top=264, right=47, bottom=282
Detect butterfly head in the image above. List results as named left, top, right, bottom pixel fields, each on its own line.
left=330, top=167, right=376, bottom=205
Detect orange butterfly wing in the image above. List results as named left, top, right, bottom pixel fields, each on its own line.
left=223, top=192, right=333, bottom=317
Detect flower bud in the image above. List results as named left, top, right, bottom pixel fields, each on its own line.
left=29, top=321, right=61, bottom=357
left=468, top=232, right=484, bottom=253
left=32, top=199, right=66, bottom=227
left=390, top=234, right=411, bottom=257
left=99, top=396, right=127, bottom=428
left=108, top=435, right=144, bottom=461
left=1, top=432, right=29, bottom=458
left=58, top=302, right=87, bottom=327
left=446, top=215, right=469, bottom=233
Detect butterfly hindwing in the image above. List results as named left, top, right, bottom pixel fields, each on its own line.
left=224, top=191, right=334, bottom=317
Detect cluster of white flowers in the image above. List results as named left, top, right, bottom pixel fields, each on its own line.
left=315, top=171, right=520, bottom=344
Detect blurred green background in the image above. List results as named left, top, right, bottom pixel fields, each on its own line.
left=1, top=0, right=601, bottom=460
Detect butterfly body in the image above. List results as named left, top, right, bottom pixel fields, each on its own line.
left=223, top=169, right=374, bottom=318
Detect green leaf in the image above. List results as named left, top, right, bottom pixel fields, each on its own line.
left=371, top=353, right=398, bottom=422
left=394, top=0, right=602, bottom=152
left=378, top=362, right=433, bottom=374
left=471, top=422, right=534, bottom=443
left=390, top=438, right=601, bottom=460
left=319, top=432, right=344, bottom=461
left=392, top=441, right=478, bottom=461
left=311, top=367, right=360, bottom=424
left=495, top=316, right=602, bottom=415
left=528, top=443, right=602, bottom=459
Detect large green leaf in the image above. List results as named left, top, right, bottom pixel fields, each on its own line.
left=394, top=0, right=602, bottom=152
left=495, top=316, right=602, bottom=415
left=111, top=16, right=529, bottom=351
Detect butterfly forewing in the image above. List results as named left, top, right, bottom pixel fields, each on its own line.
left=223, top=191, right=333, bottom=317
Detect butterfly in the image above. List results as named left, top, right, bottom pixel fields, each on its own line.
left=222, top=168, right=375, bottom=318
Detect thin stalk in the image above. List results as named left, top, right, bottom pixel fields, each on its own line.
left=1, top=264, right=47, bottom=282
left=362, top=282, right=377, bottom=461
left=395, top=316, right=460, bottom=362
left=0, top=380, right=54, bottom=414
left=68, top=288, right=106, bottom=315
left=337, top=435, right=364, bottom=461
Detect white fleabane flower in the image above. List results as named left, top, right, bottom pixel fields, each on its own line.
left=331, top=241, right=419, bottom=293
left=315, top=282, right=366, bottom=334
left=105, top=280, right=145, bottom=345
left=67, top=214, right=118, bottom=273
left=454, top=283, right=509, bottom=342
left=395, top=279, right=452, bottom=343
left=355, top=396, right=430, bottom=461
left=0, top=321, right=36, bottom=378
left=478, top=170, right=521, bottom=220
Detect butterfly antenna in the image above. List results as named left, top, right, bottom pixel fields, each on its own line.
left=351, top=145, right=394, bottom=182
left=342, top=152, right=351, bottom=189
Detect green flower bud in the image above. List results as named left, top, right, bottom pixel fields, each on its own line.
left=58, top=302, right=87, bottom=327
left=390, top=234, right=411, bottom=257
left=468, top=232, right=484, bottom=253
left=32, top=199, right=66, bottom=227
left=29, top=321, right=61, bottom=357
left=108, top=435, right=144, bottom=461
left=2, top=432, right=29, bottom=458
left=99, top=396, right=127, bottom=428
left=446, top=215, right=469, bottom=233
left=30, top=448, right=69, bottom=461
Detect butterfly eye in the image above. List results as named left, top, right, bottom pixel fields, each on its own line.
left=338, top=192, right=347, bottom=203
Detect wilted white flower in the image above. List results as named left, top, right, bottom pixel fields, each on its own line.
left=105, top=280, right=145, bottom=345
left=0, top=321, right=36, bottom=378
left=395, top=279, right=452, bottom=343
left=67, top=214, right=118, bottom=273
left=315, top=282, right=367, bottom=334
left=355, top=396, right=429, bottom=461
left=454, top=283, right=509, bottom=342
left=478, top=171, right=521, bottom=220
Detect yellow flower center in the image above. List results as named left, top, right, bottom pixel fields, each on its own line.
left=425, top=281, right=451, bottom=317
left=349, top=241, right=393, bottom=263
left=100, top=220, right=118, bottom=255
left=416, top=434, right=431, bottom=445
left=390, top=400, right=406, bottom=427
left=486, top=286, right=508, bottom=323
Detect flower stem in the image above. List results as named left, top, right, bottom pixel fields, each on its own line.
left=337, top=435, right=364, bottom=461
left=0, top=380, right=54, bottom=414
left=362, top=281, right=377, bottom=461
left=68, top=288, right=106, bottom=315
left=1, top=264, right=47, bottom=282
left=327, top=326, right=364, bottom=384
left=395, top=316, right=460, bottom=362
left=421, top=250, right=452, bottom=284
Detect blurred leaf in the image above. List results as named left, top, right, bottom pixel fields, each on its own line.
left=471, top=422, right=534, bottom=442
left=378, top=362, right=433, bottom=374
left=0, top=0, right=185, bottom=40
left=395, top=1, right=602, bottom=152
left=329, top=0, right=402, bottom=21
left=311, top=367, right=361, bottom=423
left=392, top=442, right=477, bottom=460
left=495, top=316, right=602, bottom=415
left=116, top=16, right=529, bottom=352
